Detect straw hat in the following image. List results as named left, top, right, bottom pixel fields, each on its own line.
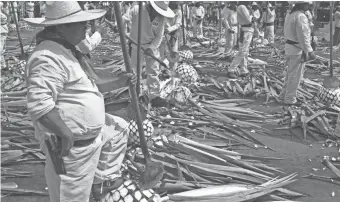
left=252, top=2, right=258, bottom=6
left=268, top=3, right=273, bottom=8
left=24, top=1, right=106, bottom=27
left=150, top=1, right=175, bottom=18
left=289, top=1, right=311, bottom=5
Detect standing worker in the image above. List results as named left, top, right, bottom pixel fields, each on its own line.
left=26, top=1, right=35, bottom=18
left=251, top=2, right=261, bottom=39
left=261, top=3, right=276, bottom=44
left=222, top=2, right=238, bottom=57
left=160, top=1, right=182, bottom=60
left=333, top=5, right=340, bottom=46
left=227, top=1, right=254, bottom=78
left=191, top=1, right=205, bottom=38
left=124, top=1, right=175, bottom=107
left=1, top=2, right=8, bottom=69
left=24, top=1, right=137, bottom=201
left=279, top=1, right=315, bottom=105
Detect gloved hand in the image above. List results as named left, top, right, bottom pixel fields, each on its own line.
left=123, top=72, right=137, bottom=86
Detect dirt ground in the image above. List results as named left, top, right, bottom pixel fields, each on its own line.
left=2, top=26, right=340, bottom=202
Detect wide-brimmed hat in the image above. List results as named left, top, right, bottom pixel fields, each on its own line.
left=268, top=3, right=273, bottom=8
left=150, top=1, right=175, bottom=18
left=252, top=2, right=258, bottom=6
left=289, top=1, right=311, bottom=5
left=24, top=1, right=106, bottom=27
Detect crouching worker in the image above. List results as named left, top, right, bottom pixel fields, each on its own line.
left=279, top=1, right=315, bottom=105
left=24, top=2, right=136, bottom=201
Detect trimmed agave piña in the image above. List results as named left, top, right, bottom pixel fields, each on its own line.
left=170, top=86, right=192, bottom=104
left=101, top=180, right=161, bottom=202
left=175, top=63, right=199, bottom=85
left=178, top=50, right=194, bottom=63
left=316, top=87, right=340, bottom=107
left=127, top=120, right=154, bottom=147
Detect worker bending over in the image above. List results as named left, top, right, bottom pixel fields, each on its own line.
left=279, top=1, right=315, bottom=105
left=124, top=1, right=175, bottom=106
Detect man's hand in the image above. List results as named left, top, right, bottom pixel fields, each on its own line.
left=96, top=22, right=107, bottom=35
left=60, top=134, right=74, bottom=157
left=228, top=28, right=235, bottom=34
left=144, top=48, right=155, bottom=57
left=251, top=17, right=256, bottom=22
left=124, top=72, right=137, bottom=86
left=308, top=51, right=316, bottom=60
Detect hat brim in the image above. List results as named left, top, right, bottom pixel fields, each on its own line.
left=24, top=9, right=106, bottom=27
left=150, top=1, right=175, bottom=18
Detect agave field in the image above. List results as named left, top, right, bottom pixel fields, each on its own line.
left=1, top=21, right=340, bottom=202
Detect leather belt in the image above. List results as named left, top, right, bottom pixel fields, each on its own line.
left=264, top=22, right=274, bottom=26
left=241, top=23, right=252, bottom=27
left=1, top=23, right=7, bottom=26
left=286, top=39, right=299, bottom=45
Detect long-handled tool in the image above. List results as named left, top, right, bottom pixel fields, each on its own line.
left=324, top=2, right=340, bottom=88
left=136, top=1, right=143, bottom=96
left=180, top=4, right=190, bottom=50
left=10, top=2, right=25, bottom=60
left=113, top=2, right=164, bottom=190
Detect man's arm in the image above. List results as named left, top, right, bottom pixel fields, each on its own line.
left=27, top=57, right=73, bottom=156
left=166, top=11, right=182, bottom=33
left=238, top=5, right=252, bottom=24
left=148, top=18, right=165, bottom=51
left=296, top=14, right=313, bottom=54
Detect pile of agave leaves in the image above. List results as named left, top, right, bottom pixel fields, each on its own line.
left=2, top=22, right=340, bottom=201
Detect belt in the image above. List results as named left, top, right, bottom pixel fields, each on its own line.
left=241, top=23, right=252, bottom=27
left=1, top=23, right=7, bottom=26
left=264, top=22, right=274, bottom=26
left=73, top=136, right=97, bottom=147
left=286, top=39, right=299, bottom=45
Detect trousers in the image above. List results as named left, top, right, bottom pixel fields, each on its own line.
left=333, top=26, right=340, bottom=46
left=224, top=28, right=238, bottom=55
left=27, top=11, right=34, bottom=18
left=160, top=35, right=179, bottom=60
left=1, top=33, right=7, bottom=68
left=44, top=114, right=128, bottom=202
left=192, top=19, right=203, bottom=37
left=131, top=47, right=161, bottom=99
left=264, top=25, right=275, bottom=44
left=279, top=54, right=304, bottom=104
left=229, top=30, right=253, bottom=71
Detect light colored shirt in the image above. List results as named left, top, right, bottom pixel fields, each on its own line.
left=221, top=7, right=238, bottom=31
left=26, top=2, right=34, bottom=12
left=1, top=11, right=8, bottom=34
left=335, top=11, right=340, bottom=28
left=165, top=8, right=182, bottom=33
left=237, top=5, right=253, bottom=32
left=77, top=32, right=102, bottom=54
left=284, top=11, right=313, bottom=55
left=253, top=9, right=260, bottom=20
left=262, top=8, right=276, bottom=23
left=26, top=40, right=105, bottom=142
left=305, top=10, right=314, bottom=28
left=125, top=3, right=165, bottom=51
left=191, top=6, right=205, bottom=19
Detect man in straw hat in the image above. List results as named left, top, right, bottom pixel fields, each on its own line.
left=123, top=1, right=175, bottom=107
left=227, top=1, right=255, bottom=78
left=279, top=1, right=315, bottom=105
left=24, top=2, right=136, bottom=201
left=261, top=2, right=276, bottom=44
